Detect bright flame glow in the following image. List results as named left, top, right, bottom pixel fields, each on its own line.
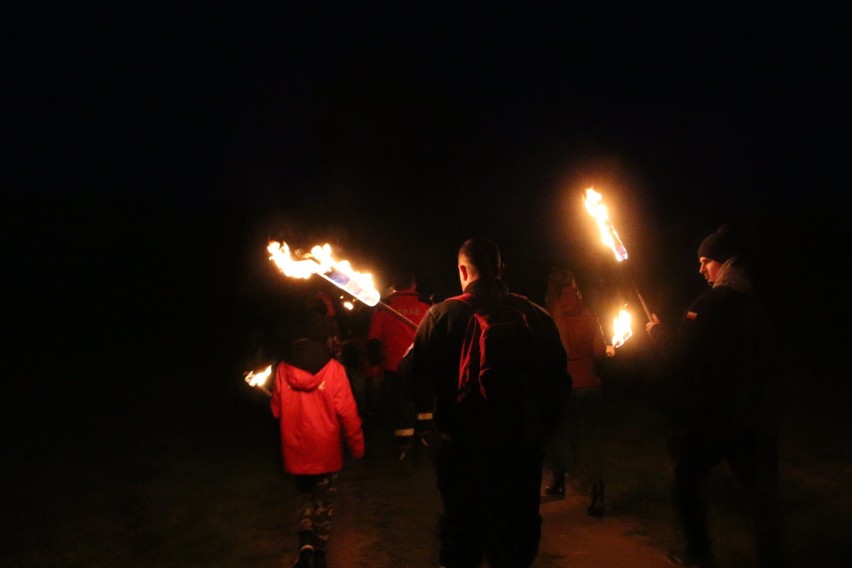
left=611, top=306, right=633, bottom=348
left=267, top=241, right=381, bottom=306
left=244, top=365, right=272, bottom=389
left=583, top=188, right=628, bottom=262
left=342, top=300, right=354, bottom=310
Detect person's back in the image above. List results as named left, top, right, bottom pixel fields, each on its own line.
left=368, top=272, right=430, bottom=373
left=546, top=271, right=608, bottom=390
left=366, top=271, right=431, bottom=456
left=270, top=310, right=365, bottom=568
left=543, top=268, right=610, bottom=515
left=408, top=238, right=569, bottom=568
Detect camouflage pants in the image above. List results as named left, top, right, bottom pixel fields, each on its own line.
left=293, top=472, right=338, bottom=552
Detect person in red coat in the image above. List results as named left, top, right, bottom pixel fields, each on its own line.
left=366, top=270, right=431, bottom=459
left=271, top=311, right=365, bottom=568
left=543, top=268, right=614, bottom=516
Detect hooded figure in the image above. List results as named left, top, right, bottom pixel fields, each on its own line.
left=270, top=308, right=365, bottom=568
left=271, top=317, right=364, bottom=474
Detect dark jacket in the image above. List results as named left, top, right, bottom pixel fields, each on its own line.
left=407, top=277, right=570, bottom=445
left=647, top=259, right=782, bottom=446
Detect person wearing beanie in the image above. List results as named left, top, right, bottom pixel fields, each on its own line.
left=697, top=223, right=738, bottom=264
left=645, top=224, right=786, bottom=568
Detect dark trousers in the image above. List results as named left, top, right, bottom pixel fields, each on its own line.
left=546, top=386, right=603, bottom=491
left=435, top=439, right=544, bottom=568
left=671, top=430, right=785, bottom=567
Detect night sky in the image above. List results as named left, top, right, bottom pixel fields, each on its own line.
left=5, top=4, right=850, bottom=424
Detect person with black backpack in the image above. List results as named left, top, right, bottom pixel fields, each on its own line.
left=406, top=238, right=570, bottom=568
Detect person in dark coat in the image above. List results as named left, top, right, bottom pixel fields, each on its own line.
left=407, top=238, right=570, bottom=568
left=645, top=224, right=786, bottom=568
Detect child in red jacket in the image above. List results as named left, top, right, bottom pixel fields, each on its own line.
left=271, top=311, right=365, bottom=568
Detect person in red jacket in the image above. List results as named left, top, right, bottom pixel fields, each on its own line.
left=543, top=268, right=614, bottom=517
left=270, top=310, right=365, bottom=568
left=366, top=270, right=431, bottom=459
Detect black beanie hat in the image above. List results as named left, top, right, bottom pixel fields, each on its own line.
left=697, top=224, right=739, bottom=262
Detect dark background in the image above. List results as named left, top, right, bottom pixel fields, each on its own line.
left=5, top=3, right=849, bottom=437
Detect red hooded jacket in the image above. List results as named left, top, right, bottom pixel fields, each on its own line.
left=270, top=355, right=365, bottom=474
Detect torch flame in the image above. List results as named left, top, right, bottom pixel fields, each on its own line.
left=611, top=306, right=633, bottom=349
left=244, top=365, right=272, bottom=389
left=267, top=241, right=381, bottom=307
left=583, top=188, right=629, bottom=262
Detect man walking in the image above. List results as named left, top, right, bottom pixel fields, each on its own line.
left=646, top=224, right=786, bottom=568
left=407, top=238, right=570, bottom=568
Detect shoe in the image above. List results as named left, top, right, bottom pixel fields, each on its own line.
left=543, top=478, right=565, bottom=497
left=663, top=550, right=716, bottom=568
left=587, top=479, right=605, bottom=517
left=293, top=545, right=314, bottom=567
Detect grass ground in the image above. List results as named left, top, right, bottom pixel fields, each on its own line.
left=2, top=349, right=850, bottom=567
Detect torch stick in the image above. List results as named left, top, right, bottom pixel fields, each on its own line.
left=378, top=300, right=419, bottom=329
left=631, top=280, right=653, bottom=322
left=267, top=241, right=420, bottom=327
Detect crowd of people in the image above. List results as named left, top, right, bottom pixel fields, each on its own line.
left=260, top=228, right=786, bottom=568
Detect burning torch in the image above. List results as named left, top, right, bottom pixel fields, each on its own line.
left=244, top=241, right=422, bottom=397
left=583, top=188, right=653, bottom=323
left=611, top=305, right=633, bottom=349
left=267, top=241, right=419, bottom=329
left=244, top=365, right=273, bottom=396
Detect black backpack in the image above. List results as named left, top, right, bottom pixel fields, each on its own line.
left=451, top=292, right=540, bottom=442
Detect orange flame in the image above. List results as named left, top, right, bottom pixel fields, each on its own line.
left=583, top=188, right=628, bottom=262
left=267, top=241, right=381, bottom=306
left=611, top=306, right=633, bottom=348
left=244, top=365, right=273, bottom=389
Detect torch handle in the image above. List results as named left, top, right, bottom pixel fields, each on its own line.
left=631, top=282, right=653, bottom=322
left=378, top=300, right=419, bottom=329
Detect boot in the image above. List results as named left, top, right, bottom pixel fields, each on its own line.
left=394, top=432, right=414, bottom=461
left=293, top=546, right=314, bottom=568
left=544, top=470, right=565, bottom=497
left=294, top=530, right=315, bottom=567
left=587, top=479, right=605, bottom=517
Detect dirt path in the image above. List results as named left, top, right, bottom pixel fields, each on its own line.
left=326, top=426, right=672, bottom=567
left=536, top=492, right=671, bottom=567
